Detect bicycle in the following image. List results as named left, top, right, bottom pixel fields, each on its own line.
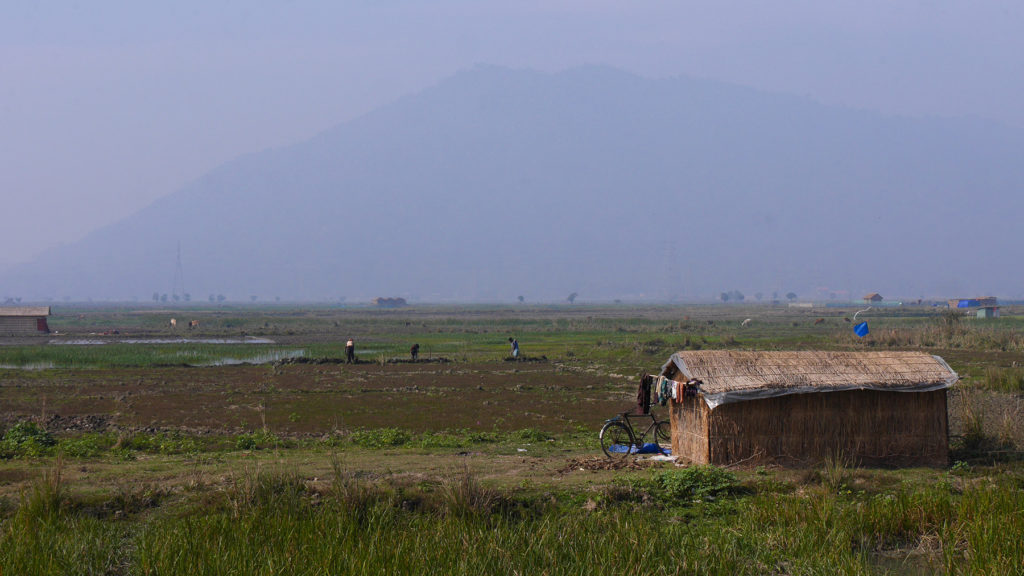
left=599, top=410, right=671, bottom=458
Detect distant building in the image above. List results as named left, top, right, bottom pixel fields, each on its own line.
left=863, top=293, right=884, bottom=303
left=372, top=297, right=408, bottom=308
left=0, top=307, right=51, bottom=335
left=977, top=306, right=1000, bottom=319
left=948, top=297, right=998, bottom=309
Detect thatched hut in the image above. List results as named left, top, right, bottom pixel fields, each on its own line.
left=0, top=306, right=51, bottom=335
left=660, top=351, right=957, bottom=467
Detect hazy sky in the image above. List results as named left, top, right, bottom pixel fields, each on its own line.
left=3, top=1, right=1022, bottom=269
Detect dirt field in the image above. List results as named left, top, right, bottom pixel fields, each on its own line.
left=0, top=361, right=638, bottom=436
left=3, top=304, right=1023, bottom=444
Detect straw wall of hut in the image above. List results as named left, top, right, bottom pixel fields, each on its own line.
left=701, top=389, right=947, bottom=466
left=669, top=394, right=709, bottom=464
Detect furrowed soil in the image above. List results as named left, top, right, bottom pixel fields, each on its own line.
left=0, top=362, right=631, bottom=436
left=4, top=303, right=1024, bottom=452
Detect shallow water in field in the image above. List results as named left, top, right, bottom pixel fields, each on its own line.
left=193, top=349, right=307, bottom=366
left=2, top=345, right=305, bottom=369
left=0, top=361, right=56, bottom=370
left=50, top=337, right=276, bottom=345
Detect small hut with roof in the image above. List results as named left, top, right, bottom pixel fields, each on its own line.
left=0, top=306, right=51, bottom=336
left=863, top=293, right=884, bottom=303
left=660, top=351, right=956, bottom=467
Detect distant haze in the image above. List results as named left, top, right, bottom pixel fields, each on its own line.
left=3, top=66, right=1022, bottom=303
left=4, top=2, right=1024, bottom=265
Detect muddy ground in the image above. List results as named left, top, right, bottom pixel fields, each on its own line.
left=0, top=361, right=636, bottom=436
left=2, top=359, right=1021, bottom=450
left=3, top=304, right=1023, bottom=449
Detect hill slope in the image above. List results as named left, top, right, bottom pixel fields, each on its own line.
left=7, top=66, right=1024, bottom=301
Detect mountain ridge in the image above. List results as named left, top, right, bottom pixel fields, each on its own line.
left=5, top=65, right=1023, bottom=302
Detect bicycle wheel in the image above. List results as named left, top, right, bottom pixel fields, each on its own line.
left=655, top=420, right=671, bottom=445
left=600, top=421, right=634, bottom=458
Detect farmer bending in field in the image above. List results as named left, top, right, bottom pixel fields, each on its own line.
left=345, top=338, right=355, bottom=364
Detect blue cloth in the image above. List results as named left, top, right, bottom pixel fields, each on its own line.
left=607, top=443, right=671, bottom=455
left=854, top=321, right=869, bottom=337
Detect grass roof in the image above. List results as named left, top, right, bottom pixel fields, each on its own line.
left=661, top=351, right=957, bottom=405
left=0, top=306, right=50, bottom=317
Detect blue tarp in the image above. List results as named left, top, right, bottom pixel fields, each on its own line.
left=958, top=299, right=979, bottom=308
left=854, top=322, right=870, bottom=337
left=607, top=443, right=671, bottom=455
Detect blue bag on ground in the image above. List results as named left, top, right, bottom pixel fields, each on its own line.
left=854, top=321, right=869, bottom=337
left=607, top=443, right=671, bottom=455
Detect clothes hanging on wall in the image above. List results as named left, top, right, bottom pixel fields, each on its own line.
left=636, top=374, right=653, bottom=414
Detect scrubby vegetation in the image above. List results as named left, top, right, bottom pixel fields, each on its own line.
left=2, top=457, right=1022, bottom=575
left=1, top=303, right=1022, bottom=573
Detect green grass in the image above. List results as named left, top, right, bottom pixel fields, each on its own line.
left=981, top=366, right=1024, bottom=393
left=0, top=426, right=587, bottom=462
left=3, top=462, right=1022, bottom=575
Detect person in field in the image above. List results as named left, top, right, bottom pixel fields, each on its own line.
left=410, top=343, right=420, bottom=361
left=508, top=337, right=519, bottom=360
left=345, top=338, right=355, bottom=363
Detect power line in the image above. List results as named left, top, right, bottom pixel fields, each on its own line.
left=172, top=241, right=186, bottom=298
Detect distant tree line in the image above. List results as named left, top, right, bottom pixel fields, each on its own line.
left=151, top=292, right=193, bottom=303
left=720, top=290, right=744, bottom=303
left=719, top=290, right=798, bottom=303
